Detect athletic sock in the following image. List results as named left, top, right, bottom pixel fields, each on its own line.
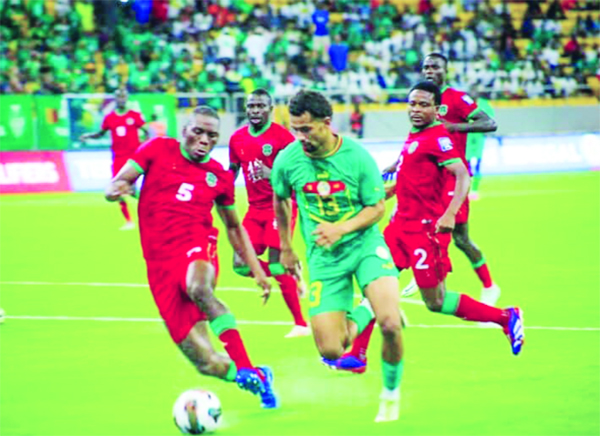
left=233, top=259, right=272, bottom=278
left=472, top=258, right=493, bottom=288
left=382, top=359, right=404, bottom=392
left=275, top=274, right=307, bottom=326
left=441, top=291, right=508, bottom=326
left=224, top=362, right=237, bottom=382
left=348, top=299, right=375, bottom=334
left=471, top=175, right=481, bottom=193
left=210, top=313, right=256, bottom=372
left=348, top=319, right=375, bottom=360
left=119, top=200, right=131, bottom=222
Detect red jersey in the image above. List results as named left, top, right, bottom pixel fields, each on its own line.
left=102, top=110, right=145, bottom=158
left=131, top=137, right=235, bottom=261
left=229, top=121, right=295, bottom=209
left=393, top=122, right=462, bottom=231
left=439, top=86, right=479, bottom=160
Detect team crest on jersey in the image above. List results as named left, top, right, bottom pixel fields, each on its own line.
left=407, top=141, right=419, bottom=154
left=462, top=95, right=475, bottom=105
left=438, top=105, right=448, bottom=116
left=316, top=181, right=331, bottom=196
left=376, top=246, right=390, bottom=260
left=262, top=144, right=273, bottom=156
left=438, top=137, right=453, bottom=152
left=206, top=172, right=217, bottom=187
left=126, top=118, right=134, bottom=125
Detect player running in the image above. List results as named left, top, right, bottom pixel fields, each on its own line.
left=272, top=90, right=405, bottom=422
left=328, top=82, right=524, bottom=375
left=80, top=89, right=147, bottom=231
left=229, top=89, right=309, bottom=338
left=105, top=106, right=278, bottom=409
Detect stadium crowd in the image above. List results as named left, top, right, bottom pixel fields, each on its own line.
left=0, top=0, right=599, bottom=101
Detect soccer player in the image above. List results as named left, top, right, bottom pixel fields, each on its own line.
left=272, top=90, right=405, bottom=422
left=394, top=53, right=501, bottom=306
left=104, top=106, right=278, bottom=409
left=465, top=86, right=496, bottom=201
left=80, top=89, right=147, bottom=231
left=331, top=82, right=524, bottom=374
left=229, top=89, right=309, bottom=338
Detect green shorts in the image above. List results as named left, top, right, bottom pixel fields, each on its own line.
left=306, top=232, right=398, bottom=317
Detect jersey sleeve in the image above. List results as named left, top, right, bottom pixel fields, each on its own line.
left=228, top=134, right=240, bottom=167
left=429, top=133, right=462, bottom=167
left=215, top=170, right=236, bottom=208
left=358, top=148, right=385, bottom=206
left=455, top=91, right=480, bottom=121
left=101, top=113, right=110, bottom=131
left=276, top=126, right=296, bottom=153
left=135, top=111, right=146, bottom=127
left=271, top=151, right=292, bottom=199
left=129, top=138, right=161, bottom=173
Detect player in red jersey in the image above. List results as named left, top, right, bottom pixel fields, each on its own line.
left=80, top=89, right=147, bottom=231
left=329, top=82, right=524, bottom=374
left=229, top=89, right=309, bottom=338
left=104, top=106, right=278, bottom=409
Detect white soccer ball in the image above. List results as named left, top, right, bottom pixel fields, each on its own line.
left=173, top=389, right=222, bottom=434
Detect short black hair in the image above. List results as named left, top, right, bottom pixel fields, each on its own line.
left=192, top=105, right=220, bottom=121
left=249, top=88, right=272, bottom=105
left=410, top=81, right=442, bottom=105
left=288, top=90, right=333, bottom=119
left=425, top=52, right=448, bottom=68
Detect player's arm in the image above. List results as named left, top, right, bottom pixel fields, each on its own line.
left=384, top=181, right=396, bottom=200
left=436, top=160, right=470, bottom=233
left=105, top=161, right=142, bottom=202
left=80, top=128, right=108, bottom=142
left=444, top=110, right=498, bottom=134
left=273, top=193, right=301, bottom=277
left=217, top=207, right=272, bottom=304
left=228, top=162, right=241, bottom=180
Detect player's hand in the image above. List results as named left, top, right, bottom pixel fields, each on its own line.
left=381, top=162, right=397, bottom=181
left=79, top=133, right=90, bottom=142
left=280, top=248, right=301, bottom=280
left=435, top=212, right=455, bottom=233
left=254, top=160, right=271, bottom=180
left=313, top=222, right=344, bottom=249
left=442, top=120, right=458, bottom=133
left=105, top=180, right=134, bottom=202
left=254, top=273, right=272, bottom=305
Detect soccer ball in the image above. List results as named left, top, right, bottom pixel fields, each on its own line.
left=173, top=389, right=222, bottom=434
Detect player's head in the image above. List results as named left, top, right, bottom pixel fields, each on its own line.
left=182, top=106, right=220, bottom=162
left=114, top=89, right=128, bottom=110
left=288, top=90, right=334, bottom=155
left=422, top=53, right=448, bottom=87
left=408, top=81, right=441, bottom=128
left=246, top=89, right=273, bottom=130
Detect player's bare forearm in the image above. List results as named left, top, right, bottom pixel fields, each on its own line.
left=337, top=200, right=385, bottom=235
left=229, top=163, right=241, bottom=181
left=274, top=195, right=294, bottom=251
left=384, top=181, right=396, bottom=200
left=105, top=162, right=141, bottom=202
left=448, top=111, right=497, bottom=134
left=444, top=162, right=471, bottom=216
left=80, top=130, right=107, bottom=141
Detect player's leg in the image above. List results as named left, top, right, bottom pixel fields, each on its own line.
left=452, top=221, right=501, bottom=306
left=112, top=157, right=134, bottom=230
left=469, top=156, right=483, bottom=200
left=232, top=211, right=270, bottom=277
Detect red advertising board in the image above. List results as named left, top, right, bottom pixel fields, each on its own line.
left=0, top=151, right=71, bottom=194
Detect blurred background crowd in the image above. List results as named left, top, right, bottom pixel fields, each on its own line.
left=1, top=0, right=599, bottom=101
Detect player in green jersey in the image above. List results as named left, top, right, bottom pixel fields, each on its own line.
left=271, top=90, right=405, bottom=422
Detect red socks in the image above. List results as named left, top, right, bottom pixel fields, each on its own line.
left=455, top=294, right=508, bottom=326
left=474, top=263, right=493, bottom=288
left=119, top=200, right=131, bottom=222
left=348, top=319, right=375, bottom=361
left=276, top=274, right=307, bottom=327
left=218, top=329, right=254, bottom=370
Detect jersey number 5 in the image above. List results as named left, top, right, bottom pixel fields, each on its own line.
left=176, top=183, right=194, bottom=202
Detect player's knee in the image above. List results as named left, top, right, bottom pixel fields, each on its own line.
left=423, top=296, right=443, bottom=312
left=187, top=281, right=215, bottom=307
left=316, top=339, right=344, bottom=360
left=378, top=316, right=401, bottom=339
left=453, top=233, right=471, bottom=251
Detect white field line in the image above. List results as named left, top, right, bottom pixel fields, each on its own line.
left=0, top=281, right=426, bottom=305
left=3, top=315, right=599, bottom=331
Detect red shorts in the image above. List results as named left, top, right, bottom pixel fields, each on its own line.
left=383, top=222, right=452, bottom=289
left=243, top=205, right=297, bottom=255
left=112, top=156, right=130, bottom=177
left=145, top=234, right=219, bottom=344
left=443, top=177, right=469, bottom=224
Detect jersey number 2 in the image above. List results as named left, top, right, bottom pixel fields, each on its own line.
left=413, top=248, right=429, bottom=270
left=176, top=183, right=194, bottom=202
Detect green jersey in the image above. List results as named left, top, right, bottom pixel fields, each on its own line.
left=271, top=135, right=385, bottom=257
left=466, top=98, right=495, bottom=160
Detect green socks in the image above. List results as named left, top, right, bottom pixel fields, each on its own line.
left=382, top=359, right=404, bottom=391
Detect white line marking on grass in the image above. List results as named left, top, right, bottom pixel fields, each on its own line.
left=0, top=281, right=426, bottom=305
left=4, top=315, right=599, bottom=331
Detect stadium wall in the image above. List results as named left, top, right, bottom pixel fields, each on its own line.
left=1, top=133, right=598, bottom=194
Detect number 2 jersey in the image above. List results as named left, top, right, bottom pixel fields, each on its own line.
left=229, top=121, right=295, bottom=209
left=393, top=122, right=462, bottom=231
left=129, top=137, right=234, bottom=261
left=102, top=109, right=145, bottom=158
left=271, top=135, right=385, bottom=256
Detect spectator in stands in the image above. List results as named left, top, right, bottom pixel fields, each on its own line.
left=329, top=34, right=349, bottom=73
left=439, top=0, right=458, bottom=25
left=311, top=1, right=330, bottom=62
left=546, top=0, right=567, bottom=20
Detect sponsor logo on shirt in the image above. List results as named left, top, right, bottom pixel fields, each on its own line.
left=206, top=172, right=217, bottom=187
left=462, top=95, right=475, bottom=105
left=126, top=118, right=134, bottom=125
left=262, top=144, right=273, bottom=156
left=438, top=137, right=453, bottom=152
left=376, top=246, right=390, bottom=260
left=438, top=104, right=448, bottom=116
left=407, top=141, right=419, bottom=154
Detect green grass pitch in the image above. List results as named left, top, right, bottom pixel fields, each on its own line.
left=1, top=171, right=599, bottom=436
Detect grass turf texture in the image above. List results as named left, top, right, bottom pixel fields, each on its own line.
left=0, top=172, right=599, bottom=436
